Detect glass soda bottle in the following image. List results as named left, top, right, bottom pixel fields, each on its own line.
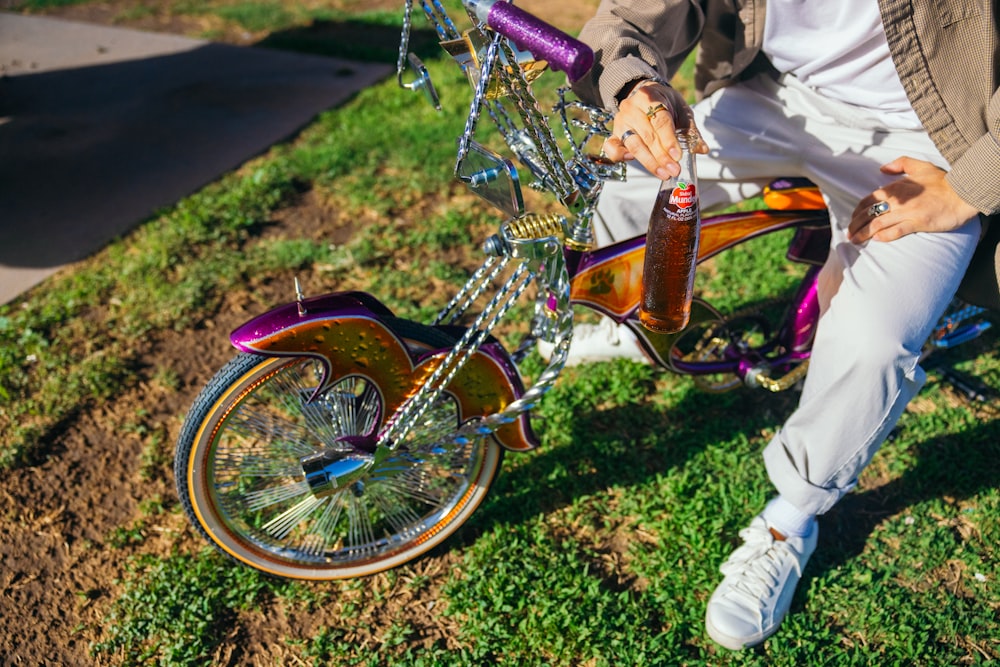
left=639, top=129, right=701, bottom=333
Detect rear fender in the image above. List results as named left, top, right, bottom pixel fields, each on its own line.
left=230, top=291, right=539, bottom=451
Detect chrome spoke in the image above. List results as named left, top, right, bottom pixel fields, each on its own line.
left=214, top=371, right=472, bottom=559
left=300, top=495, right=346, bottom=557
left=224, top=405, right=316, bottom=458
left=346, top=493, right=378, bottom=556
left=244, top=479, right=310, bottom=511
left=262, top=494, right=325, bottom=541
left=186, top=340, right=501, bottom=577
left=370, top=487, right=425, bottom=534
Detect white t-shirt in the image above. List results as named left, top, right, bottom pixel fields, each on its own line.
left=762, top=0, right=923, bottom=129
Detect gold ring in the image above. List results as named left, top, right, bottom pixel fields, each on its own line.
left=646, top=103, right=668, bottom=120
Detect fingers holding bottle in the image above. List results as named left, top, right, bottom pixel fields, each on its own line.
left=603, top=80, right=707, bottom=180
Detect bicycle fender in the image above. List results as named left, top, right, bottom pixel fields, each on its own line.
left=230, top=291, right=539, bottom=452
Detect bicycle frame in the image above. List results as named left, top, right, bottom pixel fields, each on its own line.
left=566, top=207, right=829, bottom=377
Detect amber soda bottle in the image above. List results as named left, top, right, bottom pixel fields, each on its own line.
left=639, top=130, right=701, bottom=333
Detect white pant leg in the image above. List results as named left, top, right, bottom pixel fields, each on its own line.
left=764, top=220, right=979, bottom=515
left=757, top=77, right=981, bottom=514
left=593, top=74, right=981, bottom=515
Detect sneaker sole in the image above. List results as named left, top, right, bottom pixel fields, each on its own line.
left=705, top=613, right=773, bottom=650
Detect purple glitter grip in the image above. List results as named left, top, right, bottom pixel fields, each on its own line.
left=486, top=2, right=594, bottom=82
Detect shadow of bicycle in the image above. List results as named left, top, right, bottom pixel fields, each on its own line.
left=448, top=347, right=999, bottom=583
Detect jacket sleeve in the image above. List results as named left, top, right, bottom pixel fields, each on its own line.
left=571, top=0, right=705, bottom=111
left=881, top=0, right=1000, bottom=216
left=946, top=84, right=1000, bottom=215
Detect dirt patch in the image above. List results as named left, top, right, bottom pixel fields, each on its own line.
left=0, top=2, right=599, bottom=664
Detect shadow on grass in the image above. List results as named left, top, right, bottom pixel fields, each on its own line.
left=256, top=18, right=443, bottom=64
left=443, top=355, right=998, bottom=583
left=454, top=370, right=802, bottom=542
left=815, top=413, right=1000, bottom=575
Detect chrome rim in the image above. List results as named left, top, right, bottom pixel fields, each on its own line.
left=195, top=357, right=490, bottom=568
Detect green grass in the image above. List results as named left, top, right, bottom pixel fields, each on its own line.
left=9, top=0, right=91, bottom=9
left=0, top=160, right=296, bottom=465
left=214, top=1, right=298, bottom=32
left=4, top=2, right=999, bottom=665
left=92, top=549, right=300, bottom=663
left=0, top=43, right=471, bottom=465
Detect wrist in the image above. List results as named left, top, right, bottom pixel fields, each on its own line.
left=616, top=77, right=669, bottom=105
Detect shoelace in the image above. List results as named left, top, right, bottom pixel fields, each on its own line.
left=718, top=526, right=793, bottom=613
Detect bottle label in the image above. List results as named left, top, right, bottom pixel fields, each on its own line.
left=666, top=181, right=698, bottom=221
left=670, top=181, right=697, bottom=208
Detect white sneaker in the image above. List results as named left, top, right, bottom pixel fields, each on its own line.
left=705, top=515, right=818, bottom=650
left=536, top=317, right=649, bottom=366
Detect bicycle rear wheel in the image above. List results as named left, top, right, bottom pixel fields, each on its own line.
left=175, top=319, right=503, bottom=580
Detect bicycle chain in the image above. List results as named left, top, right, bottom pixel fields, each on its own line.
left=380, top=259, right=538, bottom=447
left=492, top=41, right=578, bottom=203
left=685, top=297, right=809, bottom=393
left=385, top=3, right=596, bottom=446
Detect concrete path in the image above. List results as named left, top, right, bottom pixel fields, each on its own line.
left=0, top=12, right=392, bottom=304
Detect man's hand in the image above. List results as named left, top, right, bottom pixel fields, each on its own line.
left=602, top=81, right=708, bottom=180
left=849, top=157, right=979, bottom=243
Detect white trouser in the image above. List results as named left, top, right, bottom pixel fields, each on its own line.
left=596, top=73, right=981, bottom=515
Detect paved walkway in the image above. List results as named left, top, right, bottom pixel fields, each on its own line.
left=0, top=12, right=392, bottom=304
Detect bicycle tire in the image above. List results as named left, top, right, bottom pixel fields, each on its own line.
left=175, top=318, right=503, bottom=580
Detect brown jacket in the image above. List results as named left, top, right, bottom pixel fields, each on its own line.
left=574, top=0, right=1000, bottom=307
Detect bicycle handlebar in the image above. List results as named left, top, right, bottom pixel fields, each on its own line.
left=464, top=0, right=594, bottom=82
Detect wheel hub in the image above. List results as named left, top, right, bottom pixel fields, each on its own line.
left=300, top=435, right=378, bottom=498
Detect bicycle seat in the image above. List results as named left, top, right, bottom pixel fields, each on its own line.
left=763, top=178, right=825, bottom=210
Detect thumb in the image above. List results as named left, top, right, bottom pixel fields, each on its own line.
left=879, top=156, right=910, bottom=176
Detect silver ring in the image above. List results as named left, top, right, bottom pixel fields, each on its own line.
left=869, top=201, right=890, bottom=217
left=620, top=129, right=639, bottom=142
